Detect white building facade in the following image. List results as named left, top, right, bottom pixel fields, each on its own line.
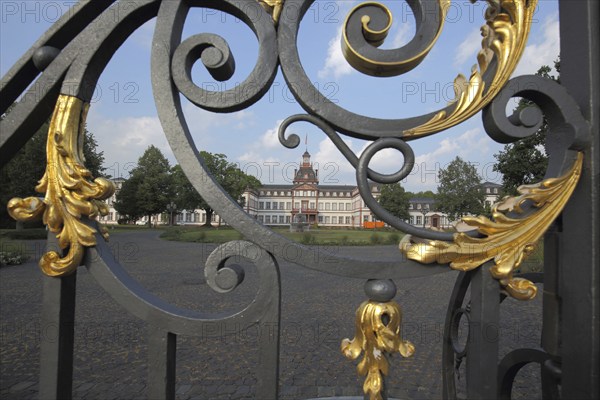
left=99, top=152, right=500, bottom=229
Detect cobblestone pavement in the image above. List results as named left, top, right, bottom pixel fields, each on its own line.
left=1, top=231, right=543, bottom=399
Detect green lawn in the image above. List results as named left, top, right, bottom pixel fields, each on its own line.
left=160, top=226, right=404, bottom=246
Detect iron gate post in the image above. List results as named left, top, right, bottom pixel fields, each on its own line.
left=558, top=0, right=600, bottom=398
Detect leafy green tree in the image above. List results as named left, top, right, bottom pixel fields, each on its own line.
left=378, top=183, right=411, bottom=220
left=112, top=175, right=144, bottom=223
left=436, top=156, right=485, bottom=221
left=171, top=152, right=261, bottom=227
left=493, top=60, right=560, bottom=195
left=115, top=145, right=173, bottom=227
left=0, top=108, right=106, bottom=228
left=407, top=190, right=435, bottom=199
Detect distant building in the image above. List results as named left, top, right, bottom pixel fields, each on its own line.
left=99, top=151, right=501, bottom=228
left=240, top=151, right=380, bottom=228
left=482, top=181, right=503, bottom=209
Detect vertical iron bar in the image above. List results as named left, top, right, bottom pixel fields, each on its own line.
left=255, top=274, right=281, bottom=399
left=558, top=0, right=600, bottom=398
left=39, top=272, right=77, bottom=400
left=466, top=263, right=499, bottom=399
left=147, top=327, right=176, bottom=400
left=542, top=224, right=560, bottom=358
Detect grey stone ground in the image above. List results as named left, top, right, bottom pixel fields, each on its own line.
left=1, top=231, right=543, bottom=399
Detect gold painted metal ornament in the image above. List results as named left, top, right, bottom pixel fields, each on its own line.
left=400, top=153, right=584, bottom=300
left=342, top=300, right=415, bottom=400
left=404, top=0, right=538, bottom=137
left=258, top=0, right=284, bottom=25
left=7, top=95, right=114, bottom=277
left=342, top=1, right=450, bottom=77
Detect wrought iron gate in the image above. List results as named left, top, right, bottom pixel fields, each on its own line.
left=0, top=0, right=598, bottom=399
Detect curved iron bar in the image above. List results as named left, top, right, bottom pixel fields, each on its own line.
left=84, top=226, right=281, bottom=398
left=279, top=114, right=478, bottom=241
left=442, top=271, right=473, bottom=400
left=150, top=0, right=451, bottom=279
left=278, top=0, right=454, bottom=140
left=0, top=0, right=161, bottom=169
left=483, top=75, right=591, bottom=180
left=85, top=231, right=280, bottom=335
left=497, top=348, right=559, bottom=400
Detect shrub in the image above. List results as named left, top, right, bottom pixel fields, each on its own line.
left=387, top=233, right=400, bottom=244
left=0, top=251, right=27, bottom=266
left=370, top=233, right=382, bottom=245
left=301, top=232, right=315, bottom=245
left=194, top=232, right=207, bottom=242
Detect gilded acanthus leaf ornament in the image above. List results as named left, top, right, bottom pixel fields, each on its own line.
left=404, top=0, right=538, bottom=137
left=400, top=153, right=584, bottom=300
left=7, top=95, right=114, bottom=277
left=342, top=300, right=415, bottom=400
left=258, top=0, right=284, bottom=24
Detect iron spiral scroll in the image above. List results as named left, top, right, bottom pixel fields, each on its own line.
left=0, top=1, right=593, bottom=400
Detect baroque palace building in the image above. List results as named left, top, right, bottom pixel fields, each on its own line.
left=99, top=151, right=501, bottom=229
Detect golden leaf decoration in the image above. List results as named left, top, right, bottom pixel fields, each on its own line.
left=258, top=0, right=284, bottom=24
left=7, top=95, right=114, bottom=277
left=404, top=0, right=538, bottom=138
left=342, top=300, right=415, bottom=400
left=400, top=153, right=584, bottom=300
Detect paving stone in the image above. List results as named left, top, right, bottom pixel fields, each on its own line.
left=1, top=232, right=544, bottom=399
left=8, top=381, right=35, bottom=392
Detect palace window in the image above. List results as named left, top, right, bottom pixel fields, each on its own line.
left=325, top=203, right=331, bottom=211
left=332, top=204, right=337, bottom=211
left=259, top=202, right=264, bottom=210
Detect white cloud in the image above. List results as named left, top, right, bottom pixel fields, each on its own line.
left=404, top=127, right=491, bottom=191
left=318, top=25, right=354, bottom=80
left=391, top=23, right=412, bottom=48
left=512, top=13, right=559, bottom=78
left=87, top=111, right=172, bottom=178
left=454, top=28, right=483, bottom=68
left=86, top=102, right=255, bottom=178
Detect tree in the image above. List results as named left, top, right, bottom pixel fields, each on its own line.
left=407, top=190, right=435, bottom=199
left=111, top=174, right=144, bottom=223
left=171, top=152, right=261, bottom=227
left=436, top=156, right=485, bottom=221
left=114, top=145, right=173, bottom=227
left=0, top=108, right=106, bottom=228
left=493, top=59, right=560, bottom=195
left=378, top=183, right=410, bottom=220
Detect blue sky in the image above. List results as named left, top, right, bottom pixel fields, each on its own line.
left=1, top=0, right=560, bottom=191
